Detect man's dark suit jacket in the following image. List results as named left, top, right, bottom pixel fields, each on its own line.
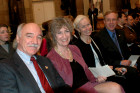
left=94, top=28, right=140, bottom=93
left=94, top=27, right=131, bottom=67
left=0, top=52, right=71, bottom=93
left=0, top=42, right=15, bottom=60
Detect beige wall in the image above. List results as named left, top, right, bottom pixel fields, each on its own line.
left=76, top=0, right=84, bottom=15
left=32, top=0, right=55, bottom=28
left=83, top=0, right=89, bottom=15
left=0, top=0, right=139, bottom=25
left=103, top=0, right=110, bottom=14
left=24, top=0, right=34, bottom=22
left=0, top=0, right=33, bottom=24
left=0, top=0, right=9, bottom=24
left=131, top=0, right=138, bottom=9
left=54, top=0, right=66, bottom=16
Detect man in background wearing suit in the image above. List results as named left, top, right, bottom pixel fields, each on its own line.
left=116, top=11, right=127, bottom=30
left=88, top=4, right=98, bottom=30
left=94, top=10, right=140, bottom=93
left=0, top=23, right=70, bottom=93
left=0, top=24, right=15, bottom=60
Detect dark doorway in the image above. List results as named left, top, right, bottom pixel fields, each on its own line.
left=8, top=0, right=26, bottom=41
left=61, top=0, right=77, bottom=18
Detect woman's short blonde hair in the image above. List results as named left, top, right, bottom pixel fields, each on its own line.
left=73, top=15, right=88, bottom=31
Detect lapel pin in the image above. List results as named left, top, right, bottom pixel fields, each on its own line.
left=45, top=66, right=48, bottom=69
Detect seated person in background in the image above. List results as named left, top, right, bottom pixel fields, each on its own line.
left=116, top=12, right=127, bottom=30
left=136, top=14, right=140, bottom=42
left=132, top=13, right=140, bottom=42
left=121, top=6, right=132, bottom=16
left=94, top=10, right=140, bottom=93
left=123, top=14, right=139, bottom=54
left=131, top=13, right=140, bottom=54
left=116, top=12, right=140, bottom=55
left=124, top=14, right=137, bottom=44
left=133, top=0, right=140, bottom=14
left=47, top=17, right=125, bottom=93
left=0, top=24, right=15, bottom=60
left=64, top=15, right=79, bottom=44
left=39, top=20, right=53, bottom=56
left=12, top=38, right=18, bottom=49
left=0, top=23, right=71, bottom=93
left=132, top=13, right=140, bottom=26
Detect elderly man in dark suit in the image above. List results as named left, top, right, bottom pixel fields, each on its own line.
left=0, top=23, right=71, bottom=93
left=0, top=24, right=15, bottom=60
left=94, top=10, right=140, bottom=93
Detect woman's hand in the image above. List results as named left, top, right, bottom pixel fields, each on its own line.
left=96, top=76, right=107, bottom=83
left=109, top=65, right=113, bottom=69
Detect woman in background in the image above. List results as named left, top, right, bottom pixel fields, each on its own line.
left=39, top=20, right=52, bottom=56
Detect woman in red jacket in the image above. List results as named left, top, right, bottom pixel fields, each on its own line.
left=47, top=17, right=125, bottom=93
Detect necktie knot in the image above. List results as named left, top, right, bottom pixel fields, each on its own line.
left=112, top=32, right=115, bottom=38
left=30, top=57, right=36, bottom=62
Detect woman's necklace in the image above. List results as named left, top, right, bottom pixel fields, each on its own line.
left=80, top=36, right=91, bottom=44
left=54, top=47, right=73, bottom=62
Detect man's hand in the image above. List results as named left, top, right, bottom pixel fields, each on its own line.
left=121, top=60, right=132, bottom=66
left=115, top=67, right=127, bottom=75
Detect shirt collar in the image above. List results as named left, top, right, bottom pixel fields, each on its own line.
left=118, top=24, right=124, bottom=28
left=106, top=28, right=116, bottom=38
left=16, top=49, right=36, bottom=64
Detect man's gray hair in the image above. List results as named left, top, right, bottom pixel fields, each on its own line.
left=17, top=23, right=26, bottom=37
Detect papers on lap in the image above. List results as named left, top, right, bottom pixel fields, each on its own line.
left=128, top=55, right=140, bottom=66
left=89, top=65, right=115, bottom=78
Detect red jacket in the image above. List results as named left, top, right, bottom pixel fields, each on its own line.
left=47, top=45, right=97, bottom=93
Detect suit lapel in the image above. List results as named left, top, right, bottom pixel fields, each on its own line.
left=36, top=56, right=55, bottom=88
left=0, top=43, right=14, bottom=56
left=8, top=43, right=15, bottom=54
left=104, top=29, right=118, bottom=49
left=0, top=45, right=9, bottom=55
left=36, top=56, right=63, bottom=92
left=103, top=29, right=121, bottom=52
left=13, top=53, right=41, bottom=93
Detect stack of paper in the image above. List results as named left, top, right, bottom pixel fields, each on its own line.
left=89, top=65, right=115, bottom=78
left=128, top=55, right=140, bottom=66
